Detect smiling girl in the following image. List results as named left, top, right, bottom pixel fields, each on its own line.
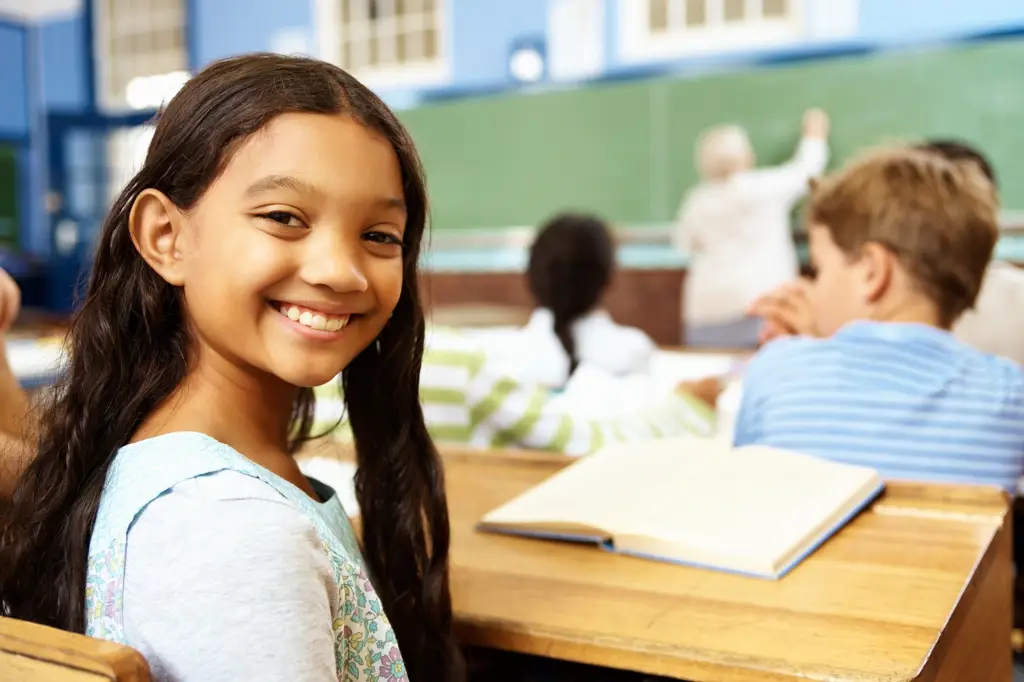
left=0, top=54, right=462, bottom=682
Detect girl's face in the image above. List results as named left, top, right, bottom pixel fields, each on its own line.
left=151, top=113, right=408, bottom=388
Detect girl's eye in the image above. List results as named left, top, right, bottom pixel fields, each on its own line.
left=363, top=231, right=404, bottom=248
left=259, top=211, right=305, bottom=228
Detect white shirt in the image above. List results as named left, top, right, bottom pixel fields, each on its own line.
left=502, top=308, right=656, bottom=387
left=675, top=137, right=829, bottom=325
left=954, top=261, right=1024, bottom=365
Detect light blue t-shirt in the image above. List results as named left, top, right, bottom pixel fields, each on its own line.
left=734, top=321, right=1024, bottom=491
left=84, top=432, right=408, bottom=681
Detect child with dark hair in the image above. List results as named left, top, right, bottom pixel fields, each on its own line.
left=914, top=139, right=996, bottom=184
left=0, top=54, right=462, bottom=682
left=520, top=213, right=655, bottom=387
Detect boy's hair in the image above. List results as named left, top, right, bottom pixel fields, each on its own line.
left=695, top=124, right=752, bottom=181
left=808, top=148, right=999, bottom=327
left=915, top=139, right=996, bottom=187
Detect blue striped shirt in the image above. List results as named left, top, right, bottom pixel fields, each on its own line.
left=733, top=321, right=1024, bottom=491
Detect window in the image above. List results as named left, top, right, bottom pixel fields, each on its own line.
left=619, top=0, right=804, bottom=63
left=94, top=0, right=189, bottom=110
left=316, top=0, right=449, bottom=89
left=107, top=126, right=155, bottom=203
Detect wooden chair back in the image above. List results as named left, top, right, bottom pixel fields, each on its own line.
left=0, top=617, right=149, bottom=681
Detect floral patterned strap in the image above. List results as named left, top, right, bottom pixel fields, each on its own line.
left=329, top=546, right=408, bottom=682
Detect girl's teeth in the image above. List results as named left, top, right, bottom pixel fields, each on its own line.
left=280, top=304, right=349, bottom=333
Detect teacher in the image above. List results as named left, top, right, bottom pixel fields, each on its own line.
left=674, top=108, right=830, bottom=348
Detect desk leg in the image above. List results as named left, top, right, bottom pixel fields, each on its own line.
left=925, top=518, right=1013, bottom=682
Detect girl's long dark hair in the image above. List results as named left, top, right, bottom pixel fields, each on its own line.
left=0, top=54, right=463, bottom=682
left=527, top=213, right=615, bottom=376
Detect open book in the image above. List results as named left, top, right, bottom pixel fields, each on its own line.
left=478, top=440, right=884, bottom=579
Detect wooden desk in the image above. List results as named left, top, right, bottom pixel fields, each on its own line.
left=441, top=448, right=1012, bottom=682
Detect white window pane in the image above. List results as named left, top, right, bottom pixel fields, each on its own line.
left=405, top=29, right=423, bottom=60
left=99, top=0, right=187, bottom=107
left=763, top=0, right=787, bottom=17
left=649, top=0, right=669, bottom=31
left=338, top=0, right=444, bottom=76
left=723, top=0, right=744, bottom=22
left=424, top=25, right=437, bottom=59
left=685, top=0, right=706, bottom=26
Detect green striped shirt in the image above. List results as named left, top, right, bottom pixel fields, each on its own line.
left=314, top=328, right=714, bottom=455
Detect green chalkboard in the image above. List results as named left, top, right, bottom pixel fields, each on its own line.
left=0, top=145, right=19, bottom=250
left=401, top=39, right=1024, bottom=231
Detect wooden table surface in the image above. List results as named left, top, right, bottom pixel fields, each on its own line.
left=435, top=447, right=1013, bottom=682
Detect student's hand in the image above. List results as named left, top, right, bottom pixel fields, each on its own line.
left=749, top=279, right=818, bottom=344
left=802, top=108, right=830, bottom=139
left=0, top=268, right=21, bottom=335
left=677, top=376, right=724, bottom=408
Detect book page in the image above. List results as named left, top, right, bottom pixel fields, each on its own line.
left=481, top=440, right=880, bottom=573
left=481, top=438, right=725, bottom=535
left=603, top=444, right=879, bottom=571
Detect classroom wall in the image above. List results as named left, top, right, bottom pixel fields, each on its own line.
left=191, top=0, right=312, bottom=67
left=0, top=21, right=29, bottom=140
left=857, top=0, right=1024, bottom=42
left=449, top=0, right=548, bottom=87
left=7, top=0, right=1024, bottom=264
left=189, top=0, right=551, bottom=104
left=18, top=0, right=1024, bottom=114
left=39, top=15, right=89, bottom=112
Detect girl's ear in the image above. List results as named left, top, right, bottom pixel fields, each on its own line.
left=129, top=189, right=187, bottom=286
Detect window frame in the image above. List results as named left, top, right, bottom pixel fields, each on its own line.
left=617, top=0, right=805, bottom=64
left=314, top=0, right=451, bottom=90
left=92, top=0, right=189, bottom=112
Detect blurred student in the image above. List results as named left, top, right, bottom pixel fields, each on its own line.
left=955, top=262, right=1024, bottom=364
left=735, top=148, right=1024, bottom=491
left=917, top=141, right=1024, bottom=365
left=674, top=109, right=829, bottom=348
left=0, top=267, right=33, bottom=499
left=513, top=213, right=655, bottom=388
left=316, top=325, right=715, bottom=457
left=756, top=139, right=1024, bottom=365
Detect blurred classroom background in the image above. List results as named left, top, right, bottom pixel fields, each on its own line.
left=3, top=3, right=1024, bottom=681
left=2, top=0, right=1024, bottom=345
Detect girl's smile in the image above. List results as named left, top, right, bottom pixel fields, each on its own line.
left=270, top=300, right=359, bottom=340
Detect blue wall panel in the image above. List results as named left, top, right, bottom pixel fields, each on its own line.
left=0, top=21, right=29, bottom=138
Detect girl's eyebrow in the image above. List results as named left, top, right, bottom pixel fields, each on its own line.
left=245, top=174, right=325, bottom=198
left=247, top=175, right=405, bottom=213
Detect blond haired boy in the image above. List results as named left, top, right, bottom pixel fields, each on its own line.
left=734, top=148, right=1024, bottom=491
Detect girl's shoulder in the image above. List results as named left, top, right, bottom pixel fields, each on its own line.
left=94, top=432, right=356, bottom=560
left=98, top=432, right=277, bottom=526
